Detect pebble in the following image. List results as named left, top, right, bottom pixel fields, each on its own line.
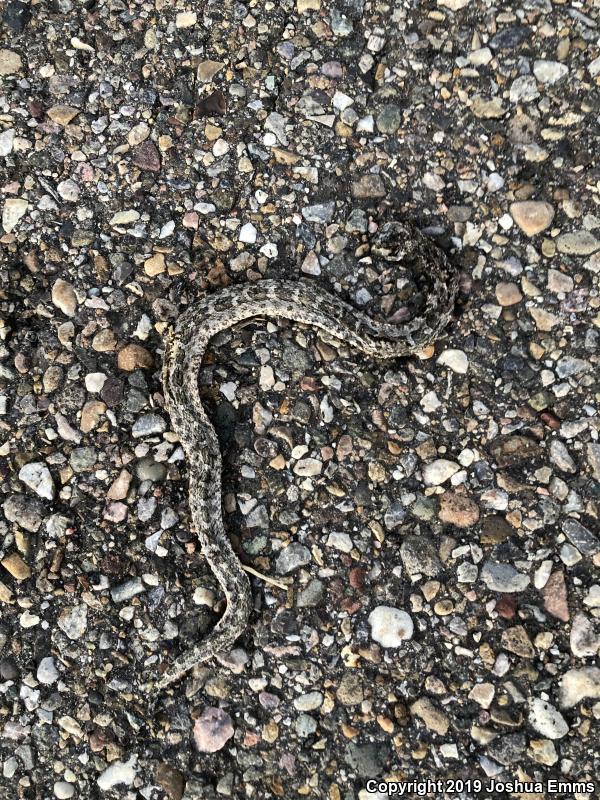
left=57, top=605, right=87, bottom=640
left=53, top=782, right=75, bottom=799
left=562, top=519, right=599, bottom=556
left=110, top=578, right=145, bottom=603
left=47, top=105, right=79, bottom=126
left=117, top=344, right=153, bottom=371
left=496, top=282, right=524, bottom=307
left=302, top=202, right=335, bottom=224
left=175, top=11, right=196, bottom=27
left=2, top=198, right=28, bottom=233
left=556, top=231, right=599, bottom=256
left=1, top=553, right=31, bottom=580
left=376, top=105, right=402, bottom=134
left=132, top=414, right=166, bottom=438
left=368, top=606, right=413, bottom=647
left=276, top=543, right=311, bottom=574
left=37, top=657, right=59, bottom=685
left=193, top=708, right=234, bottom=752
left=480, top=561, right=530, bottom=592
left=410, top=697, right=449, bottom=735
left=3, top=495, right=43, bottom=532
left=533, top=60, right=568, bottom=85
left=422, top=459, right=460, bottom=486
left=527, top=698, right=568, bottom=740
left=542, top=571, right=569, bottom=622
left=0, top=48, right=22, bottom=75
left=18, top=462, right=55, bottom=500
left=436, top=349, right=468, bottom=374
left=570, top=613, right=600, bottom=658
left=97, top=757, right=138, bottom=791
left=400, top=535, right=443, bottom=577
left=559, top=667, right=600, bottom=708
left=438, top=492, right=479, bottom=527
left=51, top=279, right=77, bottom=316
left=510, top=201, right=554, bottom=236
left=110, top=209, right=140, bottom=226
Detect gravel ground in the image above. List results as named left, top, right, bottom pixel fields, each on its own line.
left=1, top=0, right=600, bottom=798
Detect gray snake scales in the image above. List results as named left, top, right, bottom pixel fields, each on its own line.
left=154, top=221, right=458, bottom=694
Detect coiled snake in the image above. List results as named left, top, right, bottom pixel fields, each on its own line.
left=153, top=221, right=458, bottom=694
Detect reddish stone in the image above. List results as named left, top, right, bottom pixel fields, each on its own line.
left=543, top=570, right=569, bottom=622
left=496, top=594, right=517, bottom=619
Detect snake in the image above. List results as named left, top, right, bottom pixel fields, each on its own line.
left=153, top=220, right=458, bottom=695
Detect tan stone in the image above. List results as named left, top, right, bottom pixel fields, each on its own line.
left=91, top=329, right=117, bottom=352
left=501, top=625, right=535, bottom=658
left=495, top=282, right=522, bottom=306
left=144, top=253, right=166, bottom=276
left=80, top=400, right=106, bottom=433
left=438, top=492, right=480, bottom=528
left=107, top=469, right=132, bottom=500
left=0, top=49, right=23, bottom=76
left=529, top=307, right=559, bottom=331
left=510, top=201, right=555, bottom=237
left=117, top=343, right=154, bottom=371
left=52, top=279, right=77, bottom=317
left=1, top=553, right=31, bottom=581
left=197, top=60, right=224, bottom=82
left=127, top=122, right=150, bottom=146
left=47, top=105, right=80, bottom=126
left=410, top=697, right=449, bottom=735
left=2, top=198, right=28, bottom=233
left=297, top=0, right=320, bottom=9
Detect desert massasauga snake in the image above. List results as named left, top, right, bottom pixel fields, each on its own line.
left=151, top=221, right=458, bottom=695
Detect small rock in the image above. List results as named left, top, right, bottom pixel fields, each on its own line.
left=549, top=440, right=576, bottom=473
left=144, top=253, right=166, bottom=276
left=481, top=561, right=529, bottom=593
left=0, top=128, right=15, bottom=156
left=495, top=282, right=522, bottom=306
left=133, top=140, right=161, bottom=172
left=490, top=435, right=540, bottom=467
left=97, top=757, right=138, bottom=791
left=471, top=95, right=505, bottom=119
left=193, top=707, right=234, bottom=752
left=468, top=682, right=495, bottom=709
left=0, top=48, right=22, bottom=75
left=501, top=625, right=534, bottom=658
left=400, top=535, right=443, bottom=577
left=2, top=198, right=28, bottom=233
left=376, top=104, right=403, bottom=134
left=336, top=672, right=364, bottom=706
left=297, top=579, right=324, bottom=607
left=410, top=697, right=449, bottom=735
left=559, top=667, right=600, bottom=708
left=351, top=174, right=386, bottom=199
left=3, top=494, right=43, bottom=532
left=54, top=782, right=75, bottom=799
left=52, top=279, right=77, bottom=317
left=110, top=209, right=140, bottom=226
left=293, top=458, right=322, bottom=477
left=239, top=222, right=257, bottom=243
left=154, top=763, right=185, bottom=800
left=301, top=202, right=335, bottom=224
left=197, top=59, right=224, bottom=82
left=562, top=518, right=599, bottom=556
left=422, top=459, right=460, bottom=486
left=57, top=605, right=87, bottom=640
left=47, top=105, right=79, bottom=126
left=117, top=344, right=154, bottom=371
left=57, top=179, right=79, bottom=202
left=175, top=10, right=196, bottom=27
left=556, top=231, right=599, bottom=256
left=438, top=492, right=479, bottom=527
left=18, top=462, right=54, bottom=500
left=528, top=698, right=568, bottom=740
left=436, top=349, right=468, bottom=373
left=132, top=414, right=166, bottom=438
left=542, top=571, right=569, bottom=622
left=111, top=578, right=145, bottom=603
left=368, top=606, right=413, bottom=647
left=528, top=738, right=558, bottom=766
left=533, top=60, right=568, bottom=84
left=276, top=543, right=311, bottom=574
left=1, top=553, right=31, bottom=580
left=37, top=657, right=59, bottom=685
left=570, top=612, right=600, bottom=658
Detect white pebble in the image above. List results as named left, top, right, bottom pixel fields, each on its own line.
left=239, top=222, right=257, bottom=243
left=437, top=349, right=469, bottom=374
left=368, top=606, right=413, bottom=647
left=19, top=462, right=55, bottom=500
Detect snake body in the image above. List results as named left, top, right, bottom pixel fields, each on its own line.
left=155, top=222, right=458, bottom=693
